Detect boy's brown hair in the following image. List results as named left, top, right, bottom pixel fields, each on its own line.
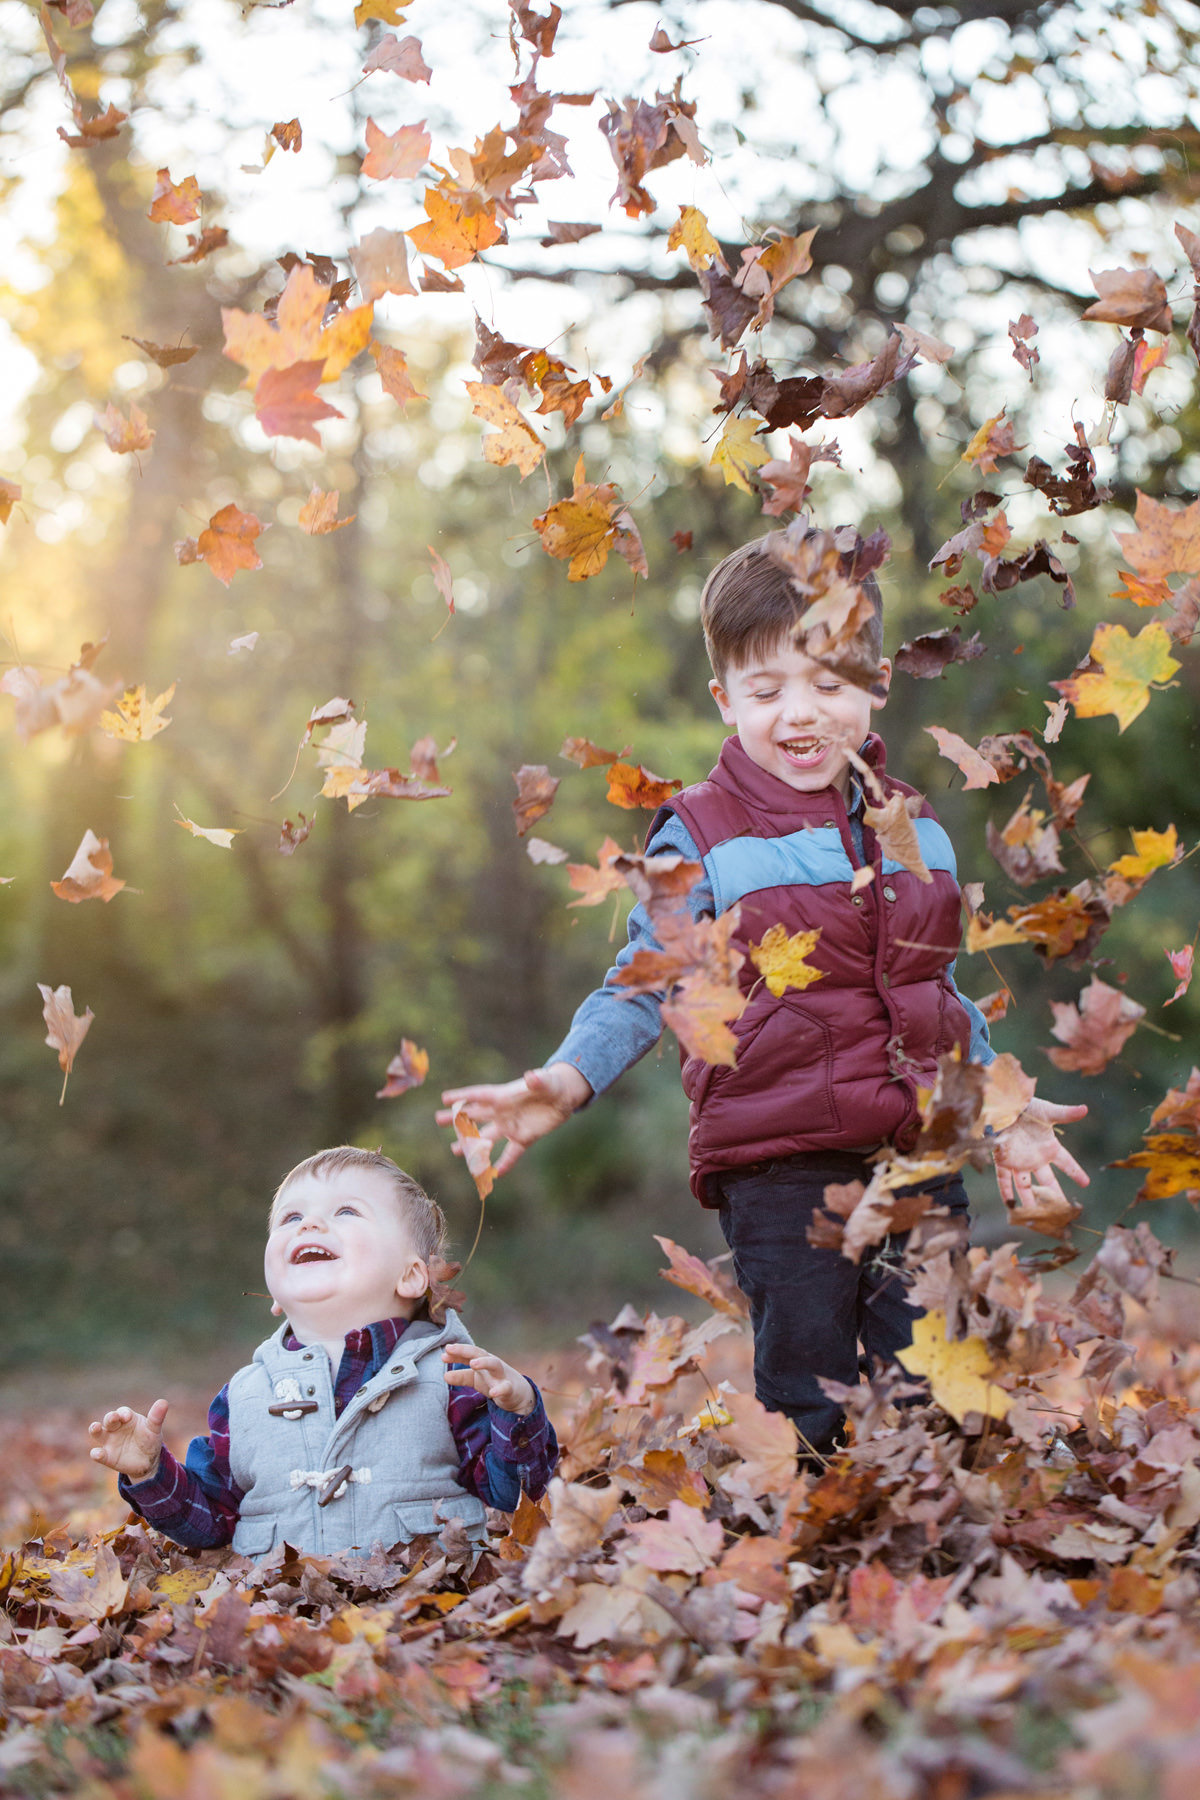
left=272, top=1146, right=448, bottom=1268
left=700, top=529, right=884, bottom=686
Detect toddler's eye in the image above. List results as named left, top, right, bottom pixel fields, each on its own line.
left=277, top=1210, right=301, bottom=1225
left=336, top=1204, right=361, bottom=1217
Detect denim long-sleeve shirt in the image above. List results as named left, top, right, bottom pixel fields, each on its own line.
left=548, top=806, right=995, bottom=1100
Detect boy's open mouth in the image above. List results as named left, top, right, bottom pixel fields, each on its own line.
left=291, top=1244, right=337, bottom=1264
left=779, top=737, right=826, bottom=759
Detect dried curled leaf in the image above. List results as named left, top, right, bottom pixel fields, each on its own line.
left=376, top=1039, right=431, bottom=1098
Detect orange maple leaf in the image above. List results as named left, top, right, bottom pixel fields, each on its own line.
left=147, top=168, right=201, bottom=225
left=254, top=361, right=344, bottom=445
left=533, top=457, right=647, bottom=582
left=409, top=183, right=504, bottom=269
left=221, top=264, right=373, bottom=389
left=97, top=402, right=154, bottom=455
left=566, top=837, right=625, bottom=908
left=176, top=504, right=266, bottom=587
left=1113, top=491, right=1200, bottom=581
left=298, top=487, right=356, bottom=535
left=50, top=830, right=125, bottom=904
left=1046, top=976, right=1145, bottom=1075
left=361, top=116, right=431, bottom=180
left=376, top=1039, right=430, bottom=1098
left=465, top=382, right=544, bottom=477
left=371, top=341, right=426, bottom=409
left=606, top=761, right=683, bottom=810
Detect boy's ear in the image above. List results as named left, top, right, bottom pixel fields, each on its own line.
left=709, top=677, right=737, bottom=726
left=870, top=658, right=892, bottom=711
left=394, top=1255, right=430, bottom=1302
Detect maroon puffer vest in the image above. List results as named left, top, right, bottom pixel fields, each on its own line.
left=656, top=734, right=971, bottom=1204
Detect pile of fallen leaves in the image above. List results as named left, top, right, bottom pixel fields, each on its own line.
left=4, top=1218, right=1200, bottom=1800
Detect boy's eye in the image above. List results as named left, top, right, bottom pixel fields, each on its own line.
left=278, top=1210, right=301, bottom=1225
left=335, top=1205, right=361, bottom=1217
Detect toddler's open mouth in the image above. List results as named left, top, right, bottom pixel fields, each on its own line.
left=290, top=1244, right=337, bottom=1264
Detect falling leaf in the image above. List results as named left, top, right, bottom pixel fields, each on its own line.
left=1165, top=945, right=1195, bottom=1006
left=278, top=813, right=313, bottom=855
left=147, top=168, right=201, bottom=224
left=100, top=682, right=175, bottom=741
left=567, top=837, right=625, bottom=907
left=0, top=478, right=22, bottom=523
left=1009, top=313, right=1039, bottom=377
left=962, top=409, right=1023, bottom=475
left=350, top=229, right=418, bottom=301
left=894, top=628, right=986, bottom=679
left=1113, top=491, right=1200, bottom=582
left=539, top=220, right=602, bottom=247
left=606, top=761, right=682, bottom=810
left=122, top=335, right=197, bottom=368
left=409, top=182, right=503, bottom=268
left=1111, top=1135, right=1200, bottom=1203
left=298, top=488, right=356, bottom=534
left=1083, top=267, right=1172, bottom=333
left=428, top=546, right=455, bottom=623
left=465, top=382, right=545, bottom=477
left=362, top=31, right=431, bottom=80
left=711, top=414, right=769, bottom=494
left=174, top=809, right=243, bottom=849
left=1046, top=976, right=1145, bottom=1075
left=58, top=103, right=127, bottom=148
left=667, top=204, right=724, bottom=271
left=170, top=226, right=228, bottom=265
left=863, top=791, right=932, bottom=883
left=654, top=1236, right=748, bottom=1319
left=355, top=0, right=407, bottom=23
left=271, top=118, right=302, bottom=151
left=1054, top=622, right=1180, bottom=732
left=924, top=726, right=1001, bottom=789
left=96, top=402, right=155, bottom=455
left=254, top=360, right=344, bottom=445
left=175, top=504, right=266, bottom=587
left=229, top=633, right=258, bottom=654
left=527, top=836, right=567, bottom=865
left=749, top=924, right=826, bottom=998
left=361, top=116, right=432, bottom=180
left=50, top=830, right=125, bottom=903
left=38, top=982, right=93, bottom=1104
left=371, top=341, right=426, bottom=407
left=661, top=971, right=744, bottom=1066
left=561, top=736, right=620, bottom=768
left=376, top=1039, right=430, bottom=1098
left=451, top=1107, right=495, bottom=1199
left=1107, top=825, right=1178, bottom=883
left=896, top=1310, right=1011, bottom=1425
left=512, top=764, right=560, bottom=835
left=987, top=794, right=1063, bottom=888
left=222, top=263, right=373, bottom=388
left=533, top=456, right=645, bottom=581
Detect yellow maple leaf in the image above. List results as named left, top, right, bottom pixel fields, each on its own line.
left=711, top=414, right=770, bottom=494
left=896, top=1309, right=1011, bottom=1424
left=354, top=0, right=406, bottom=25
left=100, top=682, right=176, bottom=742
left=221, top=263, right=373, bottom=388
left=1056, top=621, right=1180, bottom=733
left=1107, top=824, right=1178, bottom=882
left=408, top=185, right=503, bottom=270
left=667, top=204, right=724, bottom=271
left=964, top=912, right=1029, bottom=953
left=532, top=456, right=618, bottom=581
left=464, top=381, right=544, bottom=478
left=749, top=923, right=826, bottom=998
left=1113, top=490, right=1200, bottom=579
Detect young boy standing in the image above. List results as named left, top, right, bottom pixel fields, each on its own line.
left=439, top=532, right=1087, bottom=1461
left=88, top=1147, right=557, bottom=1554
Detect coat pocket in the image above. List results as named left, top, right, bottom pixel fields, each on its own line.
left=232, top=1519, right=277, bottom=1558
left=391, top=1496, right=487, bottom=1545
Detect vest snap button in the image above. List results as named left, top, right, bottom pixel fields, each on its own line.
left=302, top=1352, right=313, bottom=1360
left=851, top=893, right=864, bottom=907
left=307, top=1386, right=315, bottom=1396
left=883, top=885, right=897, bottom=902
left=822, top=820, right=834, bottom=829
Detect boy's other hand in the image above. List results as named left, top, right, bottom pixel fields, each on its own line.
left=442, top=1344, right=536, bottom=1415
left=991, top=1097, right=1089, bottom=1208
left=87, top=1398, right=169, bottom=1481
left=436, top=1063, right=591, bottom=1176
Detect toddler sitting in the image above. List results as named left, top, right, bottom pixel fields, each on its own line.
left=88, top=1146, right=557, bottom=1556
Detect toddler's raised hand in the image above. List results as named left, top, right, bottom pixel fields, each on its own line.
left=442, top=1344, right=536, bottom=1416
left=436, top=1063, right=591, bottom=1176
left=87, top=1398, right=169, bottom=1481
left=991, top=1096, right=1089, bottom=1207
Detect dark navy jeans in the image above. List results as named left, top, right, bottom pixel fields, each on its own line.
left=715, top=1150, right=969, bottom=1458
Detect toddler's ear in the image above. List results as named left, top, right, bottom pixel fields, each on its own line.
left=395, top=1255, right=430, bottom=1301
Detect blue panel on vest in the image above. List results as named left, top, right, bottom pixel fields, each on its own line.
left=706, top=827, right=855, bottom=906
left=882, top=817, right=957, bottom=879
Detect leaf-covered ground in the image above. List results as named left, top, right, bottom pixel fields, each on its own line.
left=3, top=1228, right=1200, bottom=1800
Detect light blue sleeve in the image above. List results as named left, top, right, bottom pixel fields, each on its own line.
left=946, top=959, right=996, bottom=1065
left=546, top=815, right=713, bottom=1099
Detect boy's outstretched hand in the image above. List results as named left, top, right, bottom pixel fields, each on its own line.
left=442, top=1344, right=536, bottom=1415
left=991, top=1097, right=1089, bottom=1208
left=436, top=1063, right=591, bottom=1177
left=87, top=1398, right=169, bottom=1482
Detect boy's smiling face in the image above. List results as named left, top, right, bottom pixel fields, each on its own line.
left=264, top=1167, right=428, bottom=1334
left=710, top=635, right=890, bottom=798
